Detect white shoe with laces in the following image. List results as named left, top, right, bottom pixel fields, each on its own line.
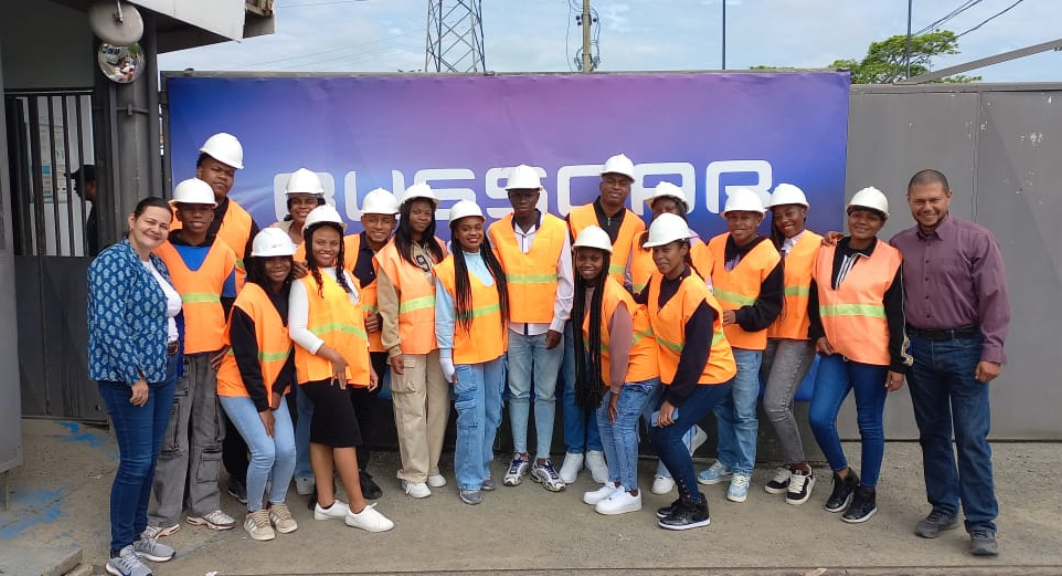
left=765, top=466, right=792, bottom=494
left=558, top=452, right=584, bottom=484
left=651, top=474, right=676, bottom=495
left=244, top=509, right=276, bottom=542
left=585, top=450, right=609, bottom=483
left=186, top=509, right=236, bottom=531
left=314, top=500, right=350, bottom=520
left=595, top=490, right=642, bottom=515
left=583, top=483, right=620, bottom=505
left=345, top=503, right=394, bottom=532
left=427, top=474, right=448, bottom=488
left=403, top=480, right=432, bottom=498
left=728, top=473, right=751, bottom=503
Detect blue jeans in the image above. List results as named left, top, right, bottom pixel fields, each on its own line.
left=643, top=384, right=702, bottom=479
left=649, top=382, right=732, bottom=504
left=453, top=357, right=505, bottom=491
left=507, top=331, right=564, bottom=459
left=598, top=379, right=659, bottom=491
left=98, top=353, right=178, bottom=554
left=219, top=396, right=297, bottom=512
left=907, top=332, right=997, bottom=532
left=559, top=320, right=602, bottom=454
left=713, top=348, right=762, bottom=475
left=809, top=354, right=888, bottom=486
left=294, top=385, right=314, bottom=483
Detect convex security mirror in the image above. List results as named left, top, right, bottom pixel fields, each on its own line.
left=98, top=43, right=144, bottom=84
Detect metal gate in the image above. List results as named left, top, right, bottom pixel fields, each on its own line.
left=5, top=90, right=104, bottom=421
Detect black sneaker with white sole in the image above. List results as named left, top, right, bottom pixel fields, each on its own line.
left=656, top=498, right=682, bottom=519
left=658, top=498, right=710, bottom=531
left=764, top=466, right=791, bottom=494
left=785, top=468, right=815, bottom=505
left=824, top=470, right=860, bottom=513
left=841, top=485, right=877, bottom=523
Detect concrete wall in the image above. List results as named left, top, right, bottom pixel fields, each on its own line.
left=0, top=0, right=94, bottom=91
left=842, top=83, right=1062, bottom=440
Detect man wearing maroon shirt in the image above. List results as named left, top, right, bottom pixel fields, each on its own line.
left=891, top=169, right=1010, bottom=557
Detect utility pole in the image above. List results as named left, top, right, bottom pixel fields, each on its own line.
left=905, top=0, right=913, bottom=79
left=581, top=0, right=592, bottom=73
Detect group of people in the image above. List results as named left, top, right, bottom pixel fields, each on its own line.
left=87, top=133, right=1009, bottom=576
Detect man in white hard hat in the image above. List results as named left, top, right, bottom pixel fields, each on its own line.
left=341, top=188, right=401, bottom=500
left=487, top=165, right=574, bottom=492
left=195, top=132, right=261, bottom=288
left=148, top=178, right=239, bottom=537
left=559, top=153, right=647, bottom=484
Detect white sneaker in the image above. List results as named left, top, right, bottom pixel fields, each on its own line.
left=651, top=474, right=676, bottom=495
left=244, top=510, right=276, bottom=542
left=314, top=500, right=350, bottom=520
left=689, top=425, right=708, bottom=455
left=345, top=503, right=394, bottom=532
left=582, top=483, right=620, bottom=505
left=186, top=509, right=236, bottom=531
left=403, top=480, right=432, bottom=498
left=585, top=450, right=609, bottom=483
left=595, top=490, right=642, bottom=515
left=295, top=477, right=315, bottom=496
left=727, top=473, right=751, bottom=503
left=558, top=452, right=584, bottom=484
left=143, top=523, right=180, bottom=539
left=427, top=474, right=448, bottom=488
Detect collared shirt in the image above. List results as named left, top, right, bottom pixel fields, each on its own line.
left=780, top=229, right=806, bottom=257
left=351, top=232, right=378, bottom=289
left=509, top=211, right=574, bottom=336
left=890, top=214, right=1010, bottom=364
left=435, top=250, right=494, bottom=354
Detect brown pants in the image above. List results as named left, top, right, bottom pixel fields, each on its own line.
left=391, top=349, right=450, bottom=483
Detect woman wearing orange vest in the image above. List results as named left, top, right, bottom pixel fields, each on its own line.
left=807, top=187, right=910, bottom=525
left=637, top=214, right=736, bottom=531
left=217, top=229, right=299, bottom=542
left=288, top=204, right=393, bottom=532
left=699, top=187, right=783, bottom=505
left=630, top=182, right=714, bottom=496
left=571, top=227, right=660, bottom=516
left=434, top=200, right=510, bottom=506
left=759, top=183, right=824, bottom=505
left=375, top=183, right=451, bottom=499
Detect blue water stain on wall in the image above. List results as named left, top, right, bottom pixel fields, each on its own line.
left=57, top=420, right=106, bottom=451
left=0, top=502, right=65, bottom=540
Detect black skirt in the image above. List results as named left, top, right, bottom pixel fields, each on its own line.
left=300, top=379, right=363, bottom=448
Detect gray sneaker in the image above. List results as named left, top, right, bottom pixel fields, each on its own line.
left=915, top=509, right=960, bottom=538
left=530, top=459, right=566, bottom=492
left=106, top=545, right=152, bottom=576
left=459, top=490, right=482, bottom=505
left=970, top=529, right=999, bottom=556
left=481, top=477, right=496, bottom=492
left=134, top=531, right=175, bottom=562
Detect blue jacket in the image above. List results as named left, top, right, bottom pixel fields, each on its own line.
left=88, top=238, right=184, bottom=385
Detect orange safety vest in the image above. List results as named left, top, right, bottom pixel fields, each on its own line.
left=216, top=283, right=292, bottom=405
left=567, top=203, right=645, bottom=283
left=707, top=234, right=781, bottom=351
left=629, top=234, right=712, bottom=294
left=488, top=213, right=567, bottom=324
left=767, top=231, right=824, bottom=340
left=435, top=254, right=508, bottom=365
left=647, top=270, right=736, bottom=385
left=155, top=239, right=236, bottom=355
left=813, top=241, right=903, bottom=367
left=293, top=272, right=371, bottom=386
left=217, top=199, right=254, bottom=290
left=374, top=237, right=447, bottom=355
left=344, top=233, right=386, bottom=352
left=583, top=276, right=659, bottom=385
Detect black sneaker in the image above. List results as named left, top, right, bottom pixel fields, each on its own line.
left=970, top=529, right=999, bottom=556
left=824, top=470, right=860, bottom=513
left=785, top=468, right=815, bottom=506
left=658, top=498, right=710, bottom=531
left=841, top=485, right=877, bottom=523
left=656, top=498, right=681, bottom=519
left=227, top=478, right=248, bottom=505
left=360, top=470, right=383, bottom=500
left=764, top=466, right=791, bottom=494
left=306, top=486, right=317, bottom=511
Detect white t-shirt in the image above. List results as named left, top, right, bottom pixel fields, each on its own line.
left=288, top=267, right=360, bottom=354
left=142, top=258, right=182, bottom=343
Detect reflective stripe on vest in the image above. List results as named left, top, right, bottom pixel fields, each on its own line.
left=583, top=277, right=659, bottom=385
left=567, top=204, right=645, bottom=284
left=375, top=238, right=445, bottom=355
left=216, top=283, right=292, bottom=405
left=293, top=272, right=371, bottom=386
left=344, top=233, right=386, bottom=352
left=155, top=239, right=235, bottom=355
left=647, top=270, right=736, bottom=385
left=434, top=254, right=508, bottom=365
left=812, top=242, right=903, bottom=366
left=707, top=234, right=781, bottom=351
left=768, top=231, right=822, bottom=340
left=489, top=213, right=567, bottom=324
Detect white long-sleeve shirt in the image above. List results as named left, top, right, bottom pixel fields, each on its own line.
left=506, top=217, right=574, bottom=336
left=435, top=250, right=493, bottom=356
left=288, top=267, right=360, bottom=355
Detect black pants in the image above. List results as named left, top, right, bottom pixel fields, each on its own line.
left=352, top=351, right=389, bottom=470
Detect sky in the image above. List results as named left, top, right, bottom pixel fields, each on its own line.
left=158, top=0, right=1062, bottom=82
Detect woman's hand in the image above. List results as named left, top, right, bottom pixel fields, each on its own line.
left=365, top=312, right=381, bottom=334
left=885, top=370, right=906, bottom=391
left=319, top=346, right=349, bottom=389
left=815, top=337, right=836, bottom=356
left=389, top=353, right=406, bottom=376
left=259, top=409, right=276, bottom=438
left=607, top=392, right=620, bottom=425
left=129, top=379, right=149, bottom=407
left=291, top=261, right=309, bottom=279
left=657, top=400, right=676, bottom=427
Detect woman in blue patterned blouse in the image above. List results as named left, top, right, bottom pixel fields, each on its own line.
left=88, top=197, right=184, bottom=576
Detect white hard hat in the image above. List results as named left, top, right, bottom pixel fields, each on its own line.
left=721, top=187, right=766, bottom=217
left=199, top=132, right=244, bottom=170
left=400, top=182, right=439, bottom=207
left=505, top=165, right=542, bottom=191
left=304, top=204, right=347, bottom=231
left=767, top=183, right=809, bottom=208
left=172, top=178, right=217, bottom=206
left=251, top=228, right=297, bottom=258
left=448, top=199, right=484, bottom=224
left=285, top=168, right=325, bottom=196
left=361, top=188, right=400, bottom=215
left=847, top=186, right=890, bottom=218
left=572, top=225, right=613, bottom=253
left=601, top=153, right=635, bottom=180
left=642, top=213, right=693, bottom=248
left=645, top=182, right=690, bottom=212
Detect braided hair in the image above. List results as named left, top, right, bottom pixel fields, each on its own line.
left=304, top=222, right=353, bottom=298
left=395, top=200, right=445, bottom=268
left=573, top=249, right=610, bottom=409
left=450, top=224, right=509, bottom=334
left=245, top=254, right=294, bottom=294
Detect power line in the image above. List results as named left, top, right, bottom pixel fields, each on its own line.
left=957, top=0, right=1028, bottom=38
left=224, top=29, right=422, bottom=70
left=279, top=0, right=369, bottom=7
left=915, top=0, right=983, bottom=35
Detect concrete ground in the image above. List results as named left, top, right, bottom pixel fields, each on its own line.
left=2, top=419, right=1061, bottom=576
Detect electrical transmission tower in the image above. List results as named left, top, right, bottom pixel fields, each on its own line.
left=425, top=0, right=486, bottom=73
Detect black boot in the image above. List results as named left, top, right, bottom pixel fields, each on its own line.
left=360, top=469, right=383, bottom=500
left=842, top=485, right=877, bottom=523
left=825, top=469, right=860, bottom=513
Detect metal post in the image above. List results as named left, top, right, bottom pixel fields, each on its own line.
left=722, top=0, right=727, bottom=70
left=582, top=0, right=592, bottom=73
left=905, top=0, right=913, bottom=79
